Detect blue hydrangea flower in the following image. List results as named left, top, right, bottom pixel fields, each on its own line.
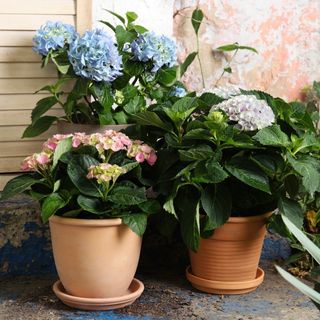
left=68, top=29, right=122, bottom=82
left=170, top=86, right=187, bottom=97
left=33, top=21, right=76, bottom=56
left=131, top=32, right=177, bottom=72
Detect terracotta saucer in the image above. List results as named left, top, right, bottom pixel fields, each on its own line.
left=53, top=278, right=144, bottom=310
left=186, top=266, right=265, bottom=295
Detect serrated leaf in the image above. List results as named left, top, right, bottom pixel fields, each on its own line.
left=179, top=145, right=214, bottom=161
left=1, top=174, right=41, bottom=200
left=132, top=111, right=172, bottom=131
left=126, top=11, right=138, bottom=23
left=109, top=186, right=146, bottom=205
left=122, top=214, right=147, bottom=237
left=253, top=124, right=290, bottom=147
left=77, top=195, right=107, bottom=214
left=41, top=193, right=67, bottom=222
left=226, top=158, right=271, bottom=193
left=67, top=155, right=102, bottom=197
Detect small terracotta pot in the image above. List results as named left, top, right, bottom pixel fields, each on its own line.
left=49, top=216, right=142, bottom=299
left=57, top=121, right=132, bottom=134
left=187, top=212, right=272, bottom=294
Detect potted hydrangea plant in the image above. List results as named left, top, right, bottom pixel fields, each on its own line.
left=23, top=11, right=191, bottom=138
left=0, top=129, right=158, bottom=310
left=134, top=87, right=320, bottom=294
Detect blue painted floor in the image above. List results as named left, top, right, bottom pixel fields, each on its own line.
left=0, top=261, right=318, bottom=320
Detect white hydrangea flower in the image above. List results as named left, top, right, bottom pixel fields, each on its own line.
left=211, top=95, right=275, bottom=131
left=209, top=85, right=241, bottom=99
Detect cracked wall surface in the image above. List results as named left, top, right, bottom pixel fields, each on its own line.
left=174, top=0, right=320, bottom=100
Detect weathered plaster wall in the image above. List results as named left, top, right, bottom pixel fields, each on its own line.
left=174, top=0, right=320, bottom=100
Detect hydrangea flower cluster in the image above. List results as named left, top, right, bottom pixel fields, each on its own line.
left=209, top=85, right=241, bottom=99
left=33, top=21, right=76, bottom=56
left=170, top=86, right=187, bottom=98
left=211, top=95, right=275, bottom=131
left=87, top=163, right=126, bottom=184
left=68, top=29, right=122, bottom=82
left=21, top=130, right=157, bottom=171
left=131, top=31, right=177, bottom=72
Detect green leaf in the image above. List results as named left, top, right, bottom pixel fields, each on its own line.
left=179, top=145, right=214, bottom=161
left=90, top=83, right=114, bottom=112
left=282, top=215, right=320, bottom=265
left=31, top=96, right=58, bottom=122
left=138, top=199, right=161, bottom=214
left=276, top=265, right=320, bottom=304
left=41, top=193, right=67, bottom=222
left=114, top=111, right=128, bottom=124
left=278, top=197, right=304, bottom=229
left=122, top=214, right=147, bottom=237
left=1, top=174, right=41, bottom=200
left=105, top=9, right=125, bottom=24
left=115, top=25, right=135, bottom=48
left=133, top=25, right=148, bottom=33
left=253, top=124, right=290, bottom=147
left=191, top=8, right=204, bottom=35
left=99, top=20, right=115, bottom=32
left=224, top=67, right=232, bottom=73
left=124, top=96, right=146, bottom=115
left=225, top=158, right=271, bottom=193
left=109, top=186, right=146, bottom=205
left=157, top=67, right=178, bottom=86
left=164, top=97, right=198, bottom=126
left=197, top=92, right=224, bottom=110
left=176, top=185, right=201, bottom=251
left=251, top=154, right=284, bottom=176
left=22, top=116, right=58, bottom=138
left=216, top=43, right=258, bottom=54
left=62, top=209, right=83, bottom=217
left=180, top=52, right=197, bottom=76
left=133, top=111, right=172, bottom=131
left=52, top=137, right=72, bottom=169
left=193, top=160, right=228, bottom=183
left=287, top=154, right=320, bottom=195
left=67, top=155, right=102, bottom=197
left=126, top=11, right=138, bottom=23
left=77, top=195, right=107, bottom=214
left=201, top=184, right=231, bottom=229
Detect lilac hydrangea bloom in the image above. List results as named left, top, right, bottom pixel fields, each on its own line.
left=209, top=85, right=241, bottom=99
left=211, top=95, right=275, bottom=131
left=33, top=21, right=76, bottom=56
left=68, top=29, right=122, bottom=82
left=170, top=86, right=187, bottom=97
left=131, top=31, right=177, bottom=72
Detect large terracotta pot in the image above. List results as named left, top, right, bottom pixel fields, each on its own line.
left=187, top=212, right=272, bottom=294
left=57, top=121, right=132, bottom=134
left=49, top=216, right=142, bottom=298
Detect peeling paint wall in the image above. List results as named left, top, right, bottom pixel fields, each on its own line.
left=174, top=0, right=320, bottom=100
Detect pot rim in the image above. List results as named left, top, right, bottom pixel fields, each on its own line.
left=228, top=211, right=273, bottom=223
left=49, top=215, right=122, bottom=227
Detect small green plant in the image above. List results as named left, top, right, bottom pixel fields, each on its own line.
left=276, top=215, right=320, bottom=309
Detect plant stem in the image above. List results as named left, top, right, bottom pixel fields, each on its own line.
left=196, top=33, right=205, bottom=89
left=215, top=49, right=238, bottom=86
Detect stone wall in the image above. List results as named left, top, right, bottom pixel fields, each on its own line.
left=174, top=0, right=320, bottom=100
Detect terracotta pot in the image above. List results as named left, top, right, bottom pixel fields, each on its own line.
left=187, top=212, right=272, bottom=294
left=57, top=121, right=132, bottom=134
left=49, top=216, right=142, bottom=299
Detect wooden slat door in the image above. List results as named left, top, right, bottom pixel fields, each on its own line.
left=0, top=0, right=92, bottom=189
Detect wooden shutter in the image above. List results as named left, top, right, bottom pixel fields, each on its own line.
left=0, top=0, right=92, bottom=189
